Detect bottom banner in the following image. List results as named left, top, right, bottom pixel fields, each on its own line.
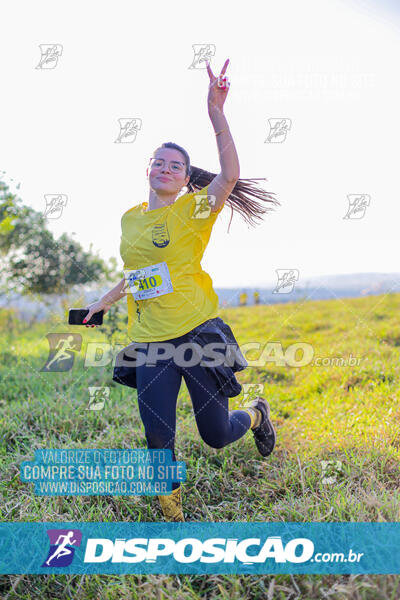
left=0, top=522, right=399, bottom=574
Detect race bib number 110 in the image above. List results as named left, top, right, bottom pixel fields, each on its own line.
left=123, top=261, right=173, bottom=300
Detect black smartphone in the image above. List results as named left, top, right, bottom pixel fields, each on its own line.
left=68, top=308, right=104, bottom=326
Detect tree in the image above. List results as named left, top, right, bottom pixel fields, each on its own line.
left=0, top=177, right=119, bottom=310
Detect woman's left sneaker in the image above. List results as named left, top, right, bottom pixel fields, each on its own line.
left=248, top=397, right=276, bottom=457
left=157, top=485, right=185, bottom=521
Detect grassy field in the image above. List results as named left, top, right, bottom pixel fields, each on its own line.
left=1, top=292, right=400, bottom=598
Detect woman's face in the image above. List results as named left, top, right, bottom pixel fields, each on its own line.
left=146, top=148, right=190, bottom=195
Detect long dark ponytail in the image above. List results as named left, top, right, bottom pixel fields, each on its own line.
left=157, top=142, right=280, bottom=232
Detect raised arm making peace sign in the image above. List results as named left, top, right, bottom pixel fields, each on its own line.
left=206, top=58, right=231, bottom=116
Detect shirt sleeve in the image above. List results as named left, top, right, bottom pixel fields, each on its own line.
left=178, top=184, right=225, bottom=230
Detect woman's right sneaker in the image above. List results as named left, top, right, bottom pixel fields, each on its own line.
left=248, top=397, right=276, bottom=457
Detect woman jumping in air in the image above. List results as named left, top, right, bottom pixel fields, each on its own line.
left=84, top=58, right=280, bottom=521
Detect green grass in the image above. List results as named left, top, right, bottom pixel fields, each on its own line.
left=1, top=293, right=400, bottom=598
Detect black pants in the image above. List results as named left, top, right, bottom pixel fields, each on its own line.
left=135, top=328, right=252, bottom=491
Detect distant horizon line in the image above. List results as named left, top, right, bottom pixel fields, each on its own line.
left=213, top=271, right=400, bottom=289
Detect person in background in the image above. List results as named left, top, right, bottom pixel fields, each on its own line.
left=239, top=290, right=248, bottom=306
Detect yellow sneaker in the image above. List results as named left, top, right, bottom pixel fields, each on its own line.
left=157, top=486, right=185, bottom=521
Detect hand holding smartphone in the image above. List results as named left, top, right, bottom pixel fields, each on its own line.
left=68, top=308, right=104, bottom=326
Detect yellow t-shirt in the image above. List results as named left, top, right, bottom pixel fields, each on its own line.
left=119, top=184, right=224, bottom=342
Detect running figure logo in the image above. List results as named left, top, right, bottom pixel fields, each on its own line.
left=264, top=118, right=292, bottom=143
left=188, top=44, right=216, bottom=69
left=35, top=44, right=63, bottom=69
left=43, top=194, right=68, bottom=220
left=272, top=269, right=299, bottom=294
left=41, top=529, right=82, bottom=567
left=114, top=118, right=142, bottom=143
left=41, top=333, right=82, bottom=372
left=343, top=194, right=371, bottom=220
left=192, top=194, right=216, bottom=219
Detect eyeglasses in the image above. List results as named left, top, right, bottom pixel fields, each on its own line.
left=149, top=157, right=185, bottom=173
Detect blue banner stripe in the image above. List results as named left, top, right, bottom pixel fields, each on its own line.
left=0, top=523, right=399, bottom=574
